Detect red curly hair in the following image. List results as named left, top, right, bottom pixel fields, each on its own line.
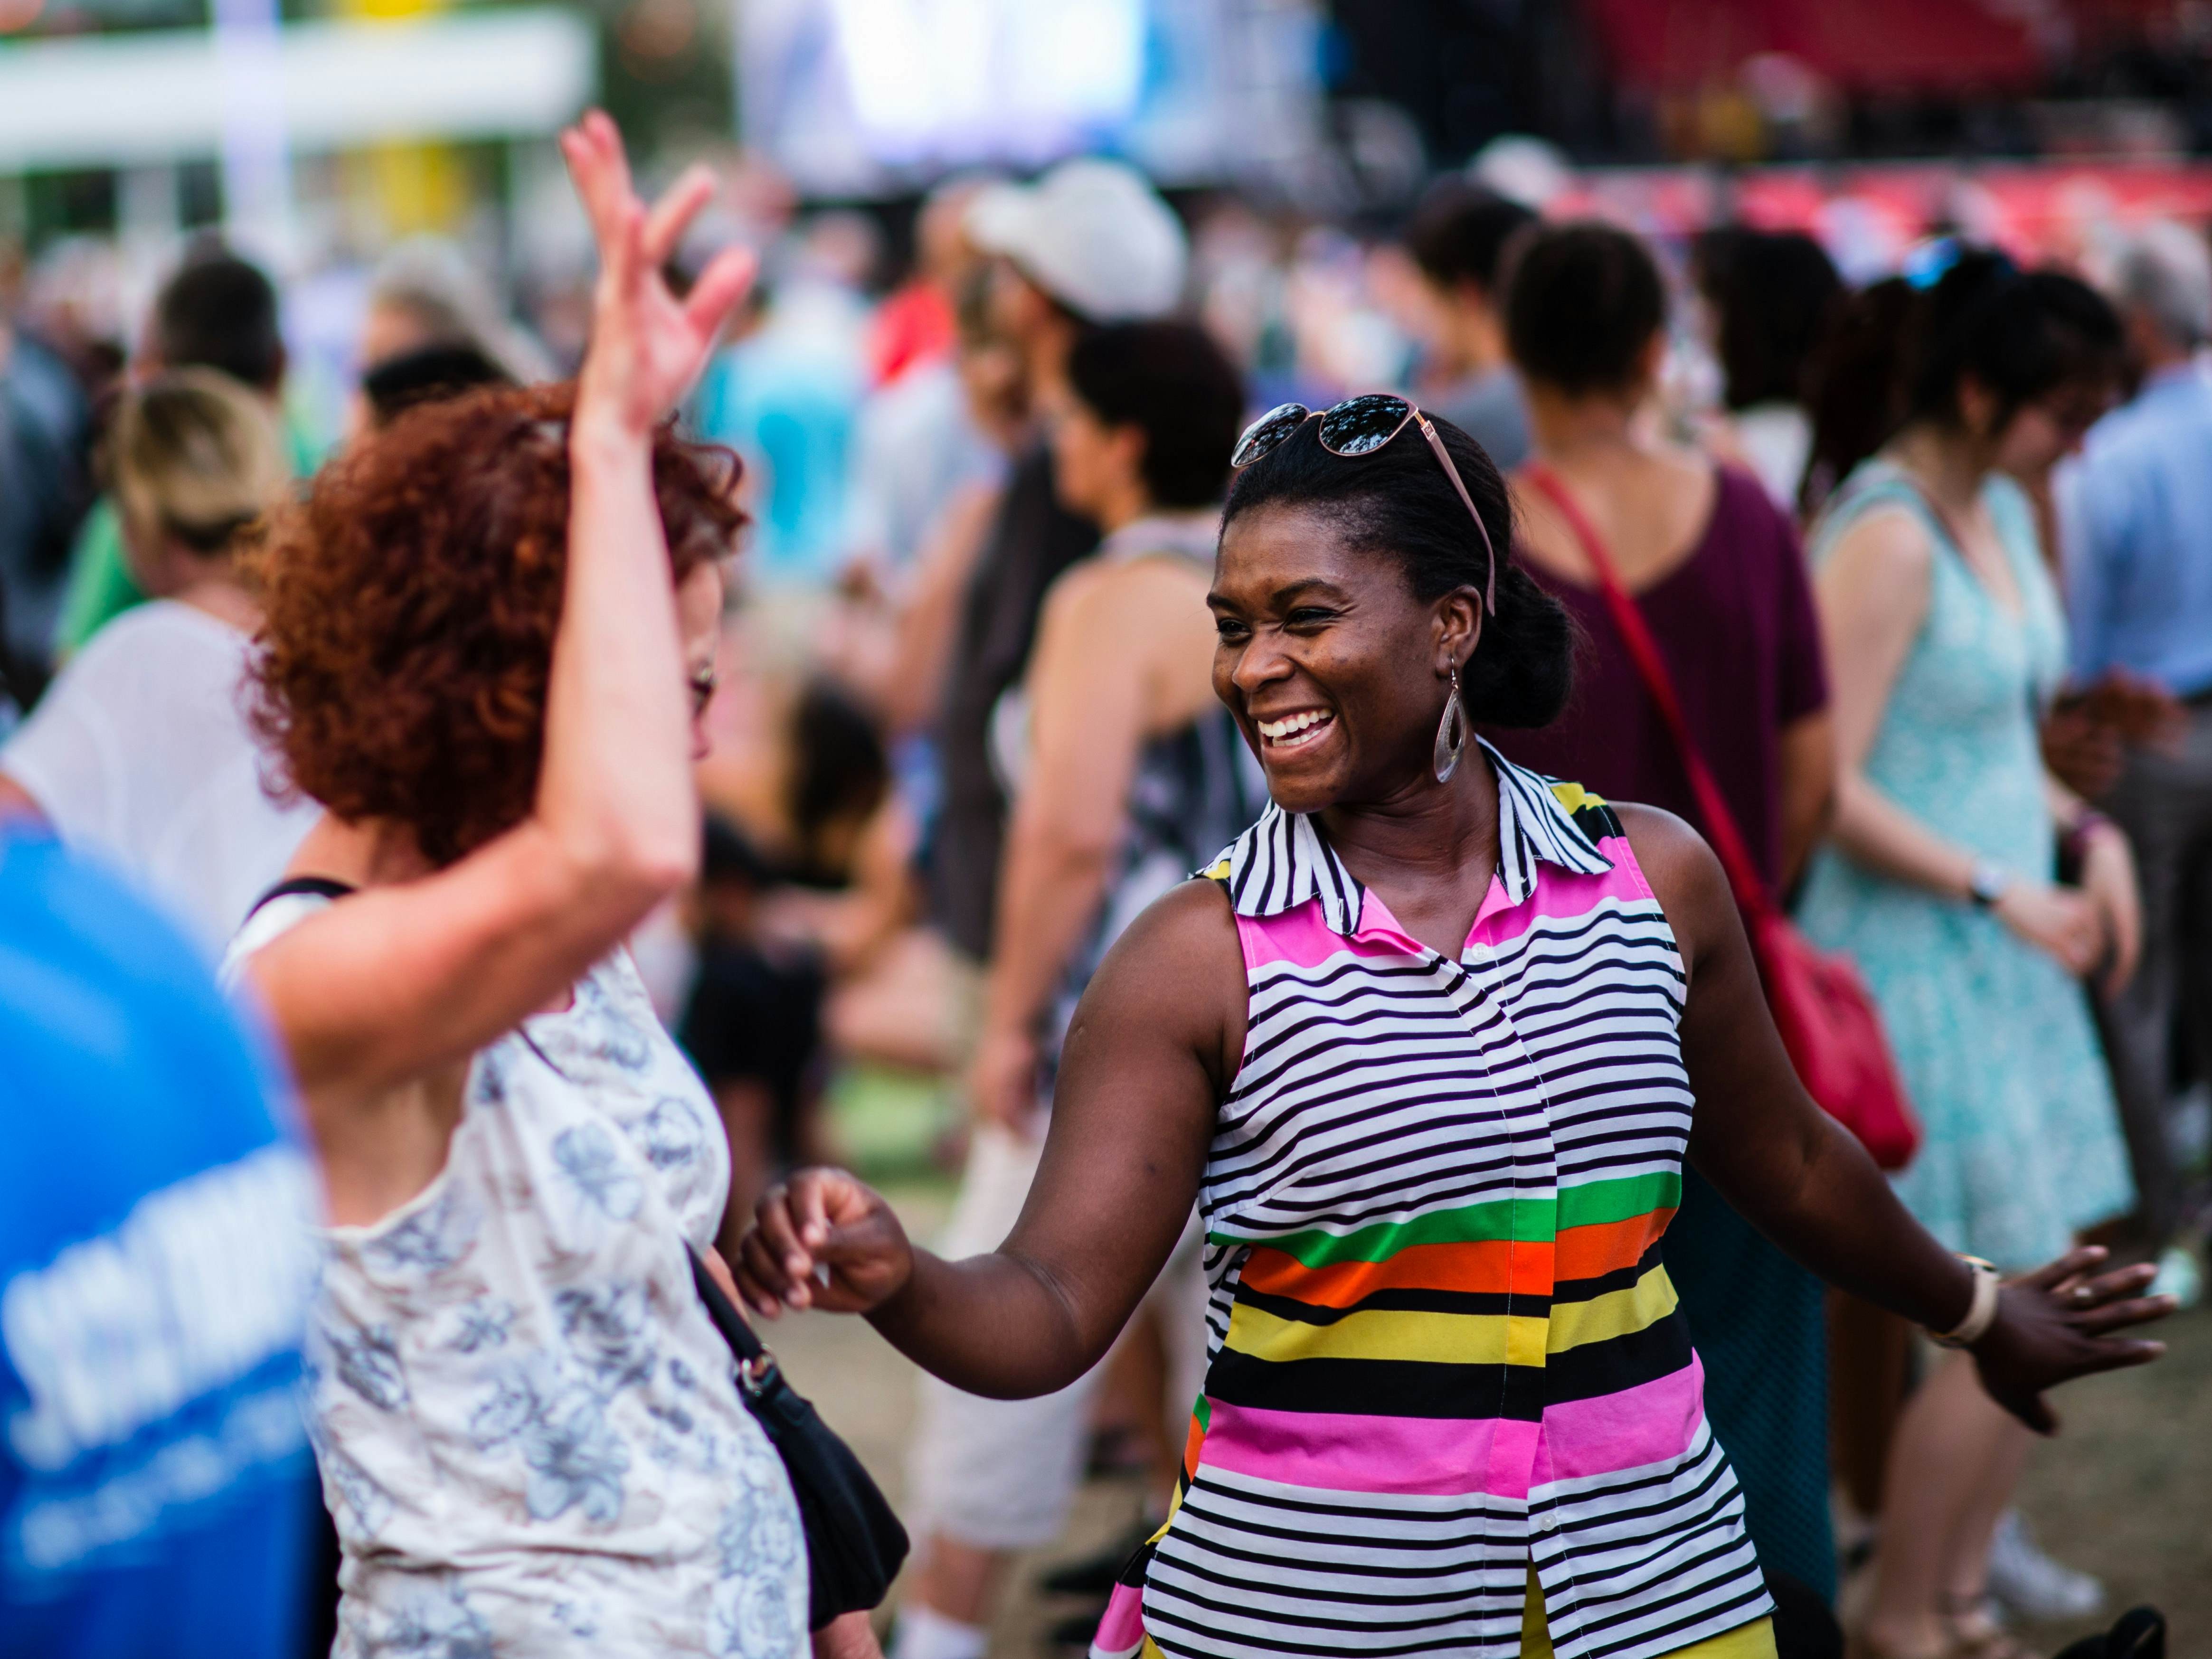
left=249, top=381, right=743, bottom=867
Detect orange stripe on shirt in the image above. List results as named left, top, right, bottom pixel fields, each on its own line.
left=1554, top=1209, right=1675, bottom=1283
left=1239, top=1237, right=1559, bottom=1306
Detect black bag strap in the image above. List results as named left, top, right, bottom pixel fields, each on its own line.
left=686, top=1241, right=769, bottom=1365
left=247, top=875, right=358, bottom=919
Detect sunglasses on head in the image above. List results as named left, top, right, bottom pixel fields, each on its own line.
left=1230, top=393, right=1496, bottom=614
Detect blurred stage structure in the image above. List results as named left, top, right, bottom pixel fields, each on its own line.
left=8, top=0, right=2212, bottom=301
left=735, top=0, right=1326, bottom=196
left=0, top=8, right=593, bottom=264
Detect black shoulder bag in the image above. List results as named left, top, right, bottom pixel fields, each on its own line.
left=685, top=1245, right=909, bottom=1630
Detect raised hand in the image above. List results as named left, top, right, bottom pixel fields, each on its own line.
left=1969, top=1245, right=2173, bottom=1433
left=735, top=1167, right=916, bottom=1320
left=559, top=110, right=756, bottom=441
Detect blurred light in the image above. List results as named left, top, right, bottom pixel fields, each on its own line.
left=1469, top=135, right=1573, bottom=211
left=0, top=0, right=46, bottom=32
left=0, top=13, right=593, bottom=172
left=213, top=0, right=292, bottom=265
left=827, top=0, right=1143, bottom=164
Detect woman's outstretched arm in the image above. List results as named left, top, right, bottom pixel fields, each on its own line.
left=1625, top=802, right=2171, bottom=1433
left=736, top=876, right=1243, bottom=1398
left=244, top=114, right=754, bottom=1103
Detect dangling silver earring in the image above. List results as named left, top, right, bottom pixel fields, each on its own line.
left=1433, top=665, right=1467, bottom=783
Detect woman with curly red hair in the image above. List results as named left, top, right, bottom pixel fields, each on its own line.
left=225, top=117, right=847, bottom=1658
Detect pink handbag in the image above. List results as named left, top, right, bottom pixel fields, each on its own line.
left=1522, top=464, right=1921, bottom=1170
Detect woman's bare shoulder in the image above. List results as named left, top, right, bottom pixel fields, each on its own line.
left=1823, top=499, right=1936, bottom=583
left=1097, top=874, right=1242, bottom=988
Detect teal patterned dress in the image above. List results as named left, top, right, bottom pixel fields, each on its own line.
left=1796, top=461, right=2133, bottom=1270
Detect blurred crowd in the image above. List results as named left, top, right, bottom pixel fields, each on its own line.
left=3, top=131, right=2210, bottom=1659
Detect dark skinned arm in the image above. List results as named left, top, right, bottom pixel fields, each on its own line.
left=741, top=803, right=2168, bottom=1430
left=1623, top=801, right=2170, bottom=1433
left=734, top=877, right=1240, bottom=1398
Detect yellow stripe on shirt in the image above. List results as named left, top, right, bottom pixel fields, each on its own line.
left=1226, top=1301, right=1552, bottom=1368
left=1546, top=1264, right=1680, bottom=1354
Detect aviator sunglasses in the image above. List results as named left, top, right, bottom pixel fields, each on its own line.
left=1230, top=392, right=1496, bottom=613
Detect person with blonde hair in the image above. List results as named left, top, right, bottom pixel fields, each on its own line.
left=0, top=366, right=316, bottom=953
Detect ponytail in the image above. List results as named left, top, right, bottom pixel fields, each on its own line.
left=1800, top=248, right=2122, bottom=516
left=1799, top=277, right=1914, bottom=517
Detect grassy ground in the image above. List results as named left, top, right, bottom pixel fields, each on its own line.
left=788, top=1082, right=2212, bottom=1657
left=2010, top=1301, right=2212, bottom=1656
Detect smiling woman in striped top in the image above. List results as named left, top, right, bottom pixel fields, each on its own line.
left=736, top=400, right=2171, bottom=1659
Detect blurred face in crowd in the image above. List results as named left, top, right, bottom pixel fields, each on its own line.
left=957, top=332, right=1028, bottom=449
left=358, top=297, right=452, bottom=375
left=1046, top=384, right=1146, bottom=526
left=1953, top=367, right=2115, bottom=478
left=1991, top=377, right=2116, bottom=478
left=986, top=258, right=1051, bottom=343
left=1210, top=503, right=1469, bottom=816
left=677, top=560, right=727, bottom=762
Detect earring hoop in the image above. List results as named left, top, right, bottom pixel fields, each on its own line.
left=1433, top=665, right=1468, bottom=783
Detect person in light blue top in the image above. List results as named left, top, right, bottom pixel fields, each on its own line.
left=0, top=829, right=321, bottom=1659
left=2062, top=227, right=2212, bottom=697
left=1796, top=250, right=2141, bottom=1659
left=2063, top=353, right=2212, bottom=689
left=692, top=254, right=868, bottom=587
left=2056, top=220, right=2212, bottom=1249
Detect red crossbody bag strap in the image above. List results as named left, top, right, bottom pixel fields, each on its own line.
left=1520, top=464, right=1774, bottom=923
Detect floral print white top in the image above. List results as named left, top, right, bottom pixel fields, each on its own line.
left=228, top=893, right=808, bottom=1658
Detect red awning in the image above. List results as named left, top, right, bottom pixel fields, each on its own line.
left=1582, top=0, right=2044, bottom=94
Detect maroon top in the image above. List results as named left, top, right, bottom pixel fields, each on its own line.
left=1487, top=466, right=1829, bottom=893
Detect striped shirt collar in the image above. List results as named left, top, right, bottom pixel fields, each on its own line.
left=1211, top=738, right=1613, bottom=935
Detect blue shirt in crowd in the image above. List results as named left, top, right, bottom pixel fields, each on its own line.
left=0, top=832, right=320, bottom=1659
left=2061, top=361, right=2212, bottom=697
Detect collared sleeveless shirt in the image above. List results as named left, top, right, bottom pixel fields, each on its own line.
left=1091, top=742, right=1772, bottom=1659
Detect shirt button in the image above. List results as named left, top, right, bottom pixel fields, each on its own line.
left=1535, top=1510, right=1556, bottom=1532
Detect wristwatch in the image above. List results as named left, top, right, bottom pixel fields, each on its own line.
left=1930, top=1255, right=2003, bottom=1349
left=1967, top=860, right=2012, bottom=909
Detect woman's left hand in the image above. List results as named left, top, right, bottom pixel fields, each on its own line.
left=2077, top=820, right=2142, bottom=998
left=560, top=110, right=756, bottom=441
left=1969, top=1245, right=2174, bottom=1433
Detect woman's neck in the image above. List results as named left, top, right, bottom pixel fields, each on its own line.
left=173, top=575, right=262, bottom=633
left=1091, top=483, right=1158, bottom=537
left=1431, top=302, right=1509, bottom=381
left=1524, top=382, right=1649, bottom=466
left=1321, top=748, right=1499, bottom=886
left=292, top=812, right=436, bottom=891
left=1885, top=422, right=1990, bottom=520
left=1319, top=750, right=1503, bottom=957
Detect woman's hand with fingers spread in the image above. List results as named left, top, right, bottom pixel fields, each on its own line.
left=736, top=1167, right=915, bottom=1319
left=1969, top=1245, right=2174, bottom=1433
left=558, top=109, right=756, bottom=441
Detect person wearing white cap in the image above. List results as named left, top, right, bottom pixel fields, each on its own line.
left=927, top=158, right=1189, bottom=972
left=896, top=162, right=1189, bottom=1659
left=964, top=159, right=1189, bottom=326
